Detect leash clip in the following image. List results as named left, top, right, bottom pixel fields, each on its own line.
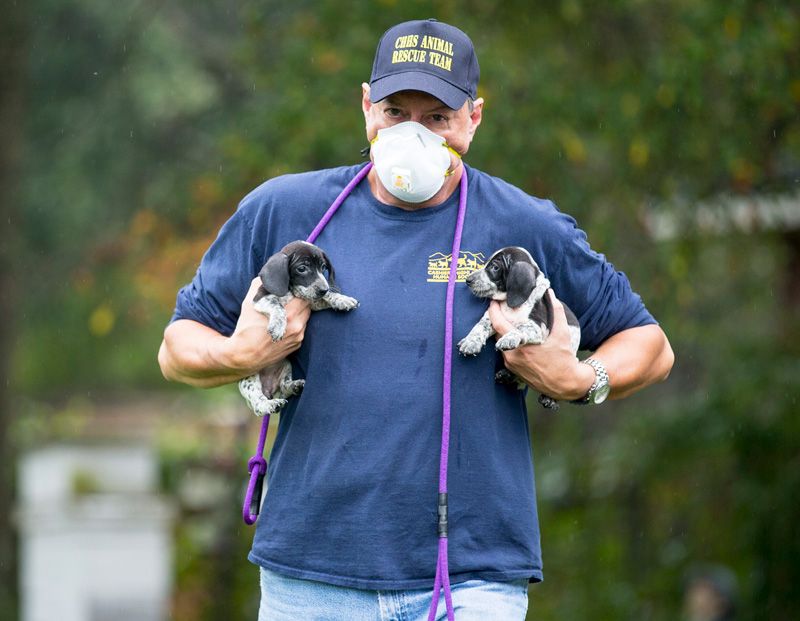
left=437, top=493, right=449, bottom=538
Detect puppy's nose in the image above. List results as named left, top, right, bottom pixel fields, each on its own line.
left=466, top=272, right=477, bottom=285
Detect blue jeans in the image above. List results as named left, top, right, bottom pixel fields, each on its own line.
left=258, top=567, right=529, bottom=621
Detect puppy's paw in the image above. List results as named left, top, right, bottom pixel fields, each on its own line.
left=282, top=378, right=305, bottom=396
left=271, top=398, right=289, bottom=412
left=496, top=332, right=523, bottom=351
left=538, top=394, right=560, bottom=411
left=458, top=335, right=485, bottom=356
left=494, top=368, right=517, bottom=384
left=246, top=395, right=283, bottom=417
left=252, top=398, right=288, bottom=416
left=330, top=294, right=359, bottom=312
left=518, top=322, right=545, bottom=346
left=268, top=317, right=287, bottom=342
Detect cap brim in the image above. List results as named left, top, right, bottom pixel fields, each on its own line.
left=370, top=72, right=469, bottom=110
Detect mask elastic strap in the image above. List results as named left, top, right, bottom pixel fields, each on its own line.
left=443, top=146, right=462, bottom=178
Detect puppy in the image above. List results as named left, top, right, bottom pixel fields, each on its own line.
left=458, top=246, right=581, bottom=410
left=238, top=240, right=358, bottom=417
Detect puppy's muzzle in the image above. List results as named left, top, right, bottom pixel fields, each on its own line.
left=312, top=285, right=329, bottom=298
left=465, top=270, right=494, bottom=298
left=294, top=278, right=330, bottom=300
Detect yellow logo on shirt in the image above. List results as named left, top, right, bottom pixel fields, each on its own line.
left=427, top=251, right=485, bottom=282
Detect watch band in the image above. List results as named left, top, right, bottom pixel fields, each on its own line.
left=574, top=358, right=611, bottom=405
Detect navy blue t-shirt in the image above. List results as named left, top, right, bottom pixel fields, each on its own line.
left=171, top=163, right=655, bottom=589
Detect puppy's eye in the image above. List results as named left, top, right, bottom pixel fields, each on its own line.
left=487, top=263, right=501, bottom=274
left=296, top=265, right=309, bottom=274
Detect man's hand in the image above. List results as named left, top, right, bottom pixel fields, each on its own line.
left=218, top=278, right=311, bottom=375
left=158, top=278, right=311, bottom=388
left=488, top=290, right=595, bottom=401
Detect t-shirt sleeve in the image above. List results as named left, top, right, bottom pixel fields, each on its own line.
left=169, top=207, right=262, bottom=337
left=546, top=211, right=656, bottom=352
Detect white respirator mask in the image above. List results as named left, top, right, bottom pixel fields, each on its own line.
left=370, top=121, right=460, bottom=203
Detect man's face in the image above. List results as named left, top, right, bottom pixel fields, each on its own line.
left=361, top=85, right=483, bottom=157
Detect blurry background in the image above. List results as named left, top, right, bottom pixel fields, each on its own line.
left=1, top=1, right=798, bottom=619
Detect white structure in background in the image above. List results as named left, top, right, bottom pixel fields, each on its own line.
left=17, top=445, right=175, bottom=621
left=643, top=190, right=800, bottom=240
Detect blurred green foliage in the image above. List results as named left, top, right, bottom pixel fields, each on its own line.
left=6, top=0, right=799, bottom=619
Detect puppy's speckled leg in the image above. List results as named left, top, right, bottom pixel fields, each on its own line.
left=280, top=377, right=305, bottom=397
left=254, top=297, right=288, bottom=341
left=496, top=320, right=546, bottom=351
left=458, top=310, right=495, bottom=356
left=238, top=374, right=288, bottom=417
left=495, top=330, right=523, bottom=351
left=515, top=320, right=547, bottom=347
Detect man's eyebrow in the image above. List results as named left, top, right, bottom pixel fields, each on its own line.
left=381, top=96, right=454, bottom=113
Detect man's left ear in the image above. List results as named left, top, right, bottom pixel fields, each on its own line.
left=362, top=83, right=378, bottom=143
left=468, top=97, right=484, bottom=137
left=361, top=83, right=373, bottom=118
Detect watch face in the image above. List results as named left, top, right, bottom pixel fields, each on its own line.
left=592, top=382, right=611, bottom=404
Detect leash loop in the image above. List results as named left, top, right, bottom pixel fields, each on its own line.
left=240, top=162, right=467, bottom=621
left=243, top=454, right=268, bottom=525
left=242, top=163, right=373, bottom=525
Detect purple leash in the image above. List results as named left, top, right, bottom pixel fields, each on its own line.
left=241, top=162, right=468, bottom=621
left=242, top=162, right=373, bottom=525
left=427, top=170, right=468, bottom=621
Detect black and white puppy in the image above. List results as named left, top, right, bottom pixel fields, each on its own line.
left=458, top=246, right=581, bottom=410
left=238, top=240, right=358, bottom=417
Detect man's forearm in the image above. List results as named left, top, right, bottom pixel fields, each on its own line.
left=495, top=301, right=674, bottom=402
left=159, top=292, right=311, bottom=389
left=590, top=324, right=674, bottom=400
left=158, top=319, right=252, bottom=388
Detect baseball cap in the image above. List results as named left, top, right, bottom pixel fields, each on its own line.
left=369, top=19, right=480, bottom=110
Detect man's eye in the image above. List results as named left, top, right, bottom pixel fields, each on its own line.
left=430, top=114, right=448, bottom=123
left=385, top=108, right=403, bottom=117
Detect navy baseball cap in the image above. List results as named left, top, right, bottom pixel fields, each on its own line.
left=369, top=19, right=480, bottom=110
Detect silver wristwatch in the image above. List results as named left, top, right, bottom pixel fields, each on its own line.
left=575, top=358, right=611, bottom=405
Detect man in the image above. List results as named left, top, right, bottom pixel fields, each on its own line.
left=159, top=19, right=673, bottom=620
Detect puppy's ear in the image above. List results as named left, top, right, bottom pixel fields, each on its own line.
left=506, top=262, right=537, bottom=308
left=321, top=250, right=337, bottom=289
left=259, top=252, right=290, bottom=296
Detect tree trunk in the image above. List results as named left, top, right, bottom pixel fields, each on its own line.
left=0, top=2, right=26, bottom=618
